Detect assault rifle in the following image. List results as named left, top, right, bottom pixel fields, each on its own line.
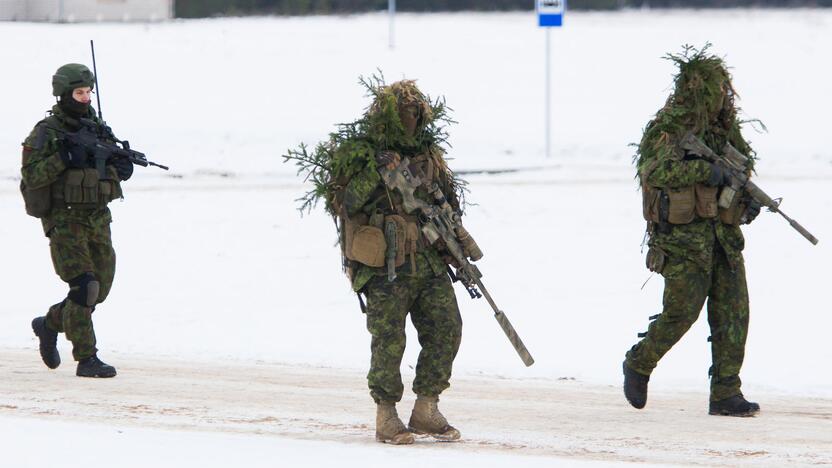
left=49, top=119, right=168, bottom=179
left=379, top=157, right=535, bottom=367
left=50, top=40, right=168, bottom=179
left=680, top=132, right=818, bottom=245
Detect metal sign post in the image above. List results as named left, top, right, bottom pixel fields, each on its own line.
left=536, top=0, right=565, bottom=158
left=389, top=0, right=396, bottom=49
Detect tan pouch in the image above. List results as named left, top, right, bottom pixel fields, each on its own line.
left=642, top=185, right=661, bottom=223
left=20, top=180, right=51, bottom=218
left=719, top=195, right=745, bottom=226
left=666, top=186, right=695, bottom=224
left=344, top=213, right=368, bottom=256
left=694, top=184, right=718, bottom=219
left=348, top=226, right=386, bottom=267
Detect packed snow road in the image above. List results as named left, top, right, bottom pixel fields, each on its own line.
left=1, top=348, right=830, bottom=467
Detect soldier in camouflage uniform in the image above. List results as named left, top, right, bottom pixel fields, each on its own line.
left=24, top=64, right=134, bottom=378
left=622, top=46, right=762, bottom=416
left=286, top=77, right=467, bottom=444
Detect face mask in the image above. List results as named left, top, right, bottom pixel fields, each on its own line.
left=59, top=91, right=91, bottom=118
left=398, top=103, right=420, bottom=137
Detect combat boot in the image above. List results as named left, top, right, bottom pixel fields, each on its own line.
left=407, top=395, right=461, bottom=441
left=375, top=402, right=414, bottom=445
left=623, top=361, right=649, bottom=409
left=31, top=316, right=60, bottom=369
left=709, top=395, right=760, bottom=417
left=76, top=354, right=117, bottom=378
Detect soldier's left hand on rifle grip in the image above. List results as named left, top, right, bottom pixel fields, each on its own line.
left=59, top=142, right=90, bottom=169
left=111, top=157, right=134, bottom=181
left=740, top=199, right=762, bottom=225
left=707, top=163, right=731, bottom=187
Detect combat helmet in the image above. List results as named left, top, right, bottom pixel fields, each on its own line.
left=52, top=63, right=95, bottom=97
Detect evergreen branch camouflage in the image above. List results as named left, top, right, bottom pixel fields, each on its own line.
left=283, top=72, right=467, bottom=218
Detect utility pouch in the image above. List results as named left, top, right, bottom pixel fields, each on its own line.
left=19, top=180, right=52, bottom=218
left=344, top=213, right=368, bottom=252
left=694, top=184, right=719, bottom=219
left=368, top=209, right=385, bottom=229
left=63, top=168, right=100, bottom=206
left=642, top=186, right=662, bottom=223
left=99, top=166, right=122, bottom=204
left=384, top=215, right=409, bottom=268
left=666, top=186, right=696, bottom=225
left=719, top=194, right=745, bottom=226
left=347, top=226, right=387, bottom=268
left=645, top=246, right=667, bottom=274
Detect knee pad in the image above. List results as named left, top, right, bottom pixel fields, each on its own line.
left=67, top=272, right=100, bottom=307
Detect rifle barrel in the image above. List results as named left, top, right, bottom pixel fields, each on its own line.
left=473, top=276, right=535, bottom=367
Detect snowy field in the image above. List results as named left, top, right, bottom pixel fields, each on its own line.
left=1, top=9, right=831, bottom=467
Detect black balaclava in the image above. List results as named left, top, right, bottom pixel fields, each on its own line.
left=58, top=90, right=91, bottom=119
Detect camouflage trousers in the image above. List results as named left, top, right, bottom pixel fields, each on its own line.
left=625, top=246, right=749, bottom=401
left=44, top=222, right=116, bottom=361
left=364, top=255, right=462, bottom=403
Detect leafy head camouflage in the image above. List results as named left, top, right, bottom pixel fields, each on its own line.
left=284, top=72, right=465, bottom=217
left=52, top=63, right=95, bottom=97
left=636, top=44, right=755, bottom=177
left=666, top=44, right=736, bottom=132
left=368, top=80, right=434, bottom=140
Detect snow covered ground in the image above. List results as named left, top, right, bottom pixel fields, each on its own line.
left=0, top=9, right=831, bottom=467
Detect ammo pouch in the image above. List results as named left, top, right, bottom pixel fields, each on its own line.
left=59, top=168, right=122, bottom=209
left=20, top=180, right=52, bottom=218
left=718, top=194, right=746, bottom=226
left=343, top=213, right=422, bottom=269
left=345, top=213, right=386, bottom=268
left=643, top=184, right=719, bottom=225
left=384, top=214, right=421, bottom=269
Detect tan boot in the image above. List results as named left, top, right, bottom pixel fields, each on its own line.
left=408, top=395, right=461, bottom=441
left=375, top=402, right=415, bottom=445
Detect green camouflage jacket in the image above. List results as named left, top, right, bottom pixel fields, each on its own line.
left=343, top=145, right=456, bottom=292
left=641, top=129, right=751, bottom=269
left=21, top=105, right=117, bottom=235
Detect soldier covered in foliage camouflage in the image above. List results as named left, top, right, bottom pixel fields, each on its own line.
left=623, top=45, right=763, bottom=416
left=24, top=64, right=134, bottom=378
left=286, top=76, right=471, bottom=444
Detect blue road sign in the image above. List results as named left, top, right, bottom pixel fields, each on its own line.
left=537, top=0, right=565, bottom=27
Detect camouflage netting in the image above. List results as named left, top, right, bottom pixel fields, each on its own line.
left=635, top=44, right=759, bottom=180
left=284, top=73, right=467, bottom=217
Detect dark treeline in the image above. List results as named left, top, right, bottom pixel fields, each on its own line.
left=175, top=0, right=831, bottom=17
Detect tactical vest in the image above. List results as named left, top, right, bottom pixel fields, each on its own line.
left=340, top=152, right=443, bottom=278
left=21, top=121, right=123, bottom=219
left=641, top=182, right=746, bottom=228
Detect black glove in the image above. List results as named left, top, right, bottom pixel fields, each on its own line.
left=707, top=163, right=732, bottom=187
left=740, top=199, right=762, bottom=225
left=59, top=142, right=90, bottom=169
left=110, top=157, right=134, bottom=181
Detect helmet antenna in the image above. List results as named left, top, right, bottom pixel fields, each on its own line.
left=90, top=40, right=103, bottom=122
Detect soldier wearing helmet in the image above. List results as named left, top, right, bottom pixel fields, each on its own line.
left=24, top=63, right=134, bottom=378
